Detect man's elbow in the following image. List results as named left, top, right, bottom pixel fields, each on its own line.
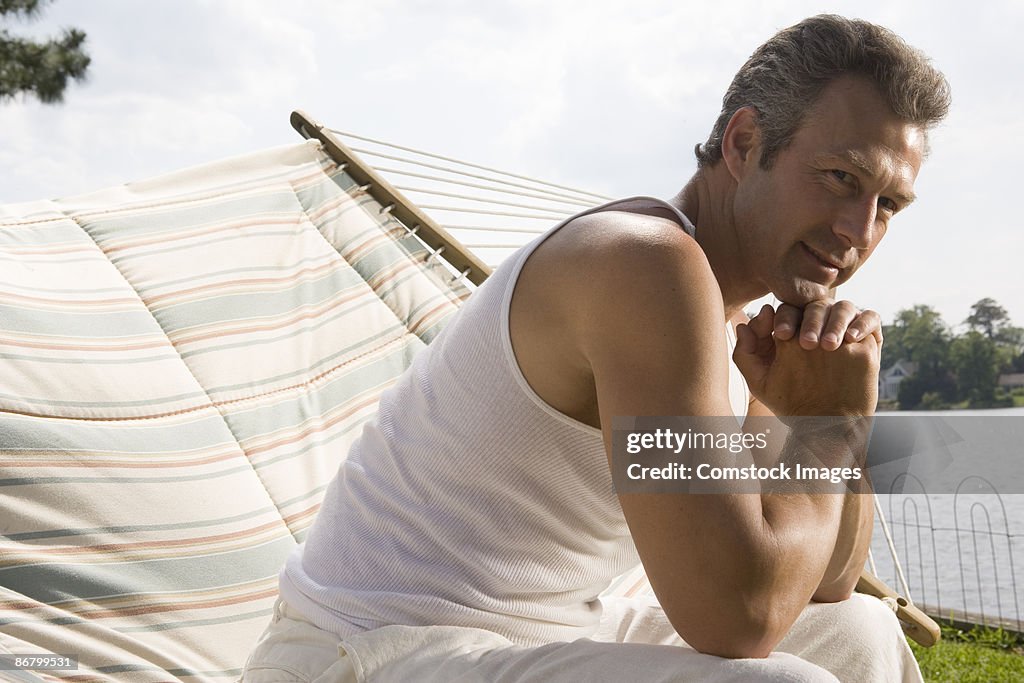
left=676, top=606, right=790, bottom=660
left=812, top=575, right=858, bottom=603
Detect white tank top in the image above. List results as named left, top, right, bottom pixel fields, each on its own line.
left=279, top=197, right=749, bottom=646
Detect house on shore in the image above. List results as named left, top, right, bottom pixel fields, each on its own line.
left=879, top=360, right=917, bottom=402
left=997, top=372, right=1024, bottom=390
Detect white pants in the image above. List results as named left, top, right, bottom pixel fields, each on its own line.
left=242, top=594, right=923, bottom=683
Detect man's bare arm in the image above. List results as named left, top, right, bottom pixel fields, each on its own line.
left=560, top=217, right=879, bottom=659
left=738, top=307, right=876, bottom=602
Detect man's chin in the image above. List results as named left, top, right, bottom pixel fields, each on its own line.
left=773, top=281, right=834, bottom=306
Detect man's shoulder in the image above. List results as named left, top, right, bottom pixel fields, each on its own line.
left=508, top=205, right=731, bottom=428
left=560, top=207, right=697, bottom=253
left=536, top=208, right=709, bottom=290
left=518, top=207, right=725, bottom=351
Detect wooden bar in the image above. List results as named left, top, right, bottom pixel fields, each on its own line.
left=857, top=571, right=942, bottom=647
left=291, top=110, right=492, bottom=286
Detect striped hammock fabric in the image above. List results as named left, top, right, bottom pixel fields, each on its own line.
left=0, top=140, right=471, bottom=681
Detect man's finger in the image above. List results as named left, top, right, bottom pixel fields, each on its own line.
left=748, top=303, right=775, bottom=339
left=821, top=300, right=861, bottom=350
left=732, top=324, right=769, bottom=393
left=799, top=300, right=831, bottom=349
left=843, top=308, right=883, bottom=345
left=773, top=303, right=802, bottom=340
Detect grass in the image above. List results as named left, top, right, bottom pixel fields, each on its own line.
left=909, top=623, right=1024, bottom=682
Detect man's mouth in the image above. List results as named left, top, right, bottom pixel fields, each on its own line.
left=800, top=242, right=846, bottom=271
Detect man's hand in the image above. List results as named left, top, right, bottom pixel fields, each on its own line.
left=770, top=300, right=883, bottom=351
left=733, top=301, right=881, bottom=418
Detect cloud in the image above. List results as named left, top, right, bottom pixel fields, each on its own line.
left=2, top=0, right=1021, bottom=327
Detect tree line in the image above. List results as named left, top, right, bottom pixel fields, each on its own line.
left=881, top=298, right=1024, bottom=410
left=1, top=0, right=89, bottom=104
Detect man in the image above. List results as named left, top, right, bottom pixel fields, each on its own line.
left=244, top=14, right=950, bottom=683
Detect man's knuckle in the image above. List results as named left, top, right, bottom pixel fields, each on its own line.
left=836, top=299, right=858, bottom=311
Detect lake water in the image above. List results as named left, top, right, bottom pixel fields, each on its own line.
left=868, top=406, right=1024, bottom=629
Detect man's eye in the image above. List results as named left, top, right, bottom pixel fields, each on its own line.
left=879, top=197, right=898, bottom=213
left=830, top=170, right=852, bottom=183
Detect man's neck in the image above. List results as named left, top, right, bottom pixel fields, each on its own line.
left=669, top=169, right=768, bottom=319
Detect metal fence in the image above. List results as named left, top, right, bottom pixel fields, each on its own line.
left=872, top=475, right=1022, bottom=633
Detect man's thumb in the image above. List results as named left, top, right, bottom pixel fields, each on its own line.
left=732, top=324, right=766, bottom=387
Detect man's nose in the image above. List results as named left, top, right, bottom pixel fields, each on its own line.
left=833, top=197, right=880, bottom=249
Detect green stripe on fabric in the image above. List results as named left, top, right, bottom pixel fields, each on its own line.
left=0, top=387, right=209, bottom=409
left=0, top=222, right=90, bottom=245
left=293, top=172, right=417, bottom=266
left=0, top=607, right=273, bottom=633
left=0, top=304, right=162, bottom=336
left=81, top=193, right=304, bottom=240
left=292, top=168, right=365, bottom=215
left=91, top=663, right=243, bottom=678
left=0, top=463, right=255, bottom=486
left=343, top=242, right=423, bottom=286
left=275, top=484, right=330, bottom=510
left=223, top=341, right=420, bottom=437
left=0, top=352, right=181, bottom=365
left=0, top=412, right=233, bottom=451
left=168, top=670, right=242, bottom=680
left=5, top=505, right=280, bottom=541
left=296, top=195, right=393, bottom=247
left=116, top=607, right=273, bottom=633
left=291, top=167, right=348, bottom=207
left=0, top=668, right=46, bottom=682
left=375, top=273, right=448, bottom=314
left=249, top=412, right=372, bottom=471
left=107, top=228, right=305, bottom=266
left=198, top=322, right=414, bottom=394
left=152, top=263, right=369, bottom=332
left=0, top=536, right=295, bottom=600
left=415, top=312, right=459, bottom=345
left=0, top=253, right=109, bottom=265
left=178, top=298, right=399, bottom=363
left=98, top=667, right=244, bottom=679
left=136, top=254, right=338, bottom=296
left=0, top=280, right=127, bottom=295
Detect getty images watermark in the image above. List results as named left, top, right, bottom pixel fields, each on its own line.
left=611, top=415, right=1024, bottom=495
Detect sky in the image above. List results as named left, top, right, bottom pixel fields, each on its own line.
left=2, top=0, right=1021, bottom=329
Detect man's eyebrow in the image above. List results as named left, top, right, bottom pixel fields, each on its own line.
left=815, top=151, right=917, bottom=206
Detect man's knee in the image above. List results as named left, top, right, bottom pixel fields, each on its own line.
left=829, top=593, right=905, bottom=647
left=778, top=594, right=921, bottom=682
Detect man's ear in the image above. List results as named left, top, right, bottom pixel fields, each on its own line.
left=721, top=107, right=762, bottom=182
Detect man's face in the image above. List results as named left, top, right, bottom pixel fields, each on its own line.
left=731, top=75, right=926, bottom=305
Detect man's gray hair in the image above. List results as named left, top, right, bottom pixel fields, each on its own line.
left=695, top=15, right=951, bottom=169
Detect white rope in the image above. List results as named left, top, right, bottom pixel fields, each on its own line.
left=393, top=185, right=576, bottom=215
left=873, top=492, right=914, bottom=602
left=464, top=243, right=524, bottom=249
left=450, top=267, right=472, bottom=285
left=331, top=129, right=612, bottom=201
left=376, top=166, right=597, bottom=208
left=425, top=245, right=446, bottom=263
left=417, top=205, right=567, bottom=220
left=443, top=224, right=547, bottom=235
left=346, top=147, right=604, bottom=205
left=867, top=547, right=878, bottom=576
